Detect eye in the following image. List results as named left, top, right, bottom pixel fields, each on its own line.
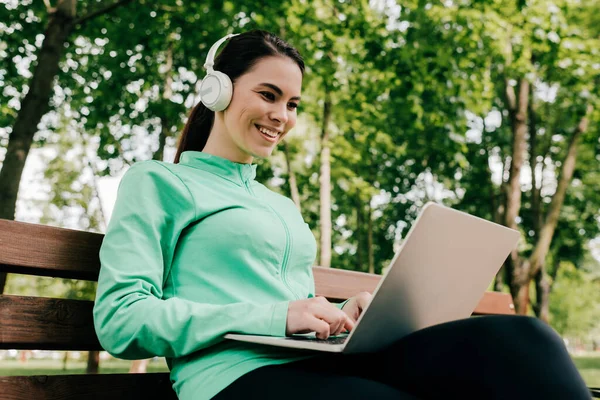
left=288, top=102, right=299, bottom=111
left=260, top=91, right=275, bottom=101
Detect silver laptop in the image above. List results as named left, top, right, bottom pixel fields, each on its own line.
left=224, top=202, right=520, bottom=353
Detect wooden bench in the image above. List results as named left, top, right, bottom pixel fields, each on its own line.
left=1, top=219, right=597, bottom=399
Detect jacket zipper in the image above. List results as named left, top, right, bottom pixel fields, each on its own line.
left=240, top=170, right=254, bottom=196
left=267, top=204, right=296, bottom=298
left=244, top=180, right=253, bottom=195
left=240, top=169, right=296, bottom=297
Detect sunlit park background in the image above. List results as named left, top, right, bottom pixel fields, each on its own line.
left=0, top=0, right=599, bottom=388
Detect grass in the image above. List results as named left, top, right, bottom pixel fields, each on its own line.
left=0, top=356, right=169, bottom=376
left=1, top=353, right=599, bottom=388
left=572, top=355, right=600, bottom=388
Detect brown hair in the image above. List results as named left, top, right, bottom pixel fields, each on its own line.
left=174, top=30, right=305, bottom=163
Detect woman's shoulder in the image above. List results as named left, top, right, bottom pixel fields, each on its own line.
left=117, top=160, right=196, bottom=211
left=125, top=159, right=188, bottom=177
left=120, top=160, right=191, bottom=191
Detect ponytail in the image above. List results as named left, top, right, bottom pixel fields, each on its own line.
left=174, top=102, right=214, bottom=164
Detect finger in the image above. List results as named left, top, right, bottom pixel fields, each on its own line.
left=358, top=292, right=373, bottom=310
left=335, top=313, right=354, bottom=335
left=306, top=316, right=331, bottom=339
left=343, top=315, right=355, bottom=332
left=332, top=317, right=345, bottom=336
left=312, top=304, right=350, bottom=336
left=330, top=307, right=347, bottom=335
left=334, top=320, right=350, bottom=335
left=312, top=303, right=345, bottom=325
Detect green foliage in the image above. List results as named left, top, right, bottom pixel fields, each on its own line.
left=5, top=274, right=97, bottom=301
left=550, top=262, right=600, bottom=338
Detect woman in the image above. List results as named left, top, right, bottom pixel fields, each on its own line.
left=93, top=30, right=591, bottom=400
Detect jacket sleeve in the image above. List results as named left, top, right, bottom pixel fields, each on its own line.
left=93, top=161, right=289, bottom=360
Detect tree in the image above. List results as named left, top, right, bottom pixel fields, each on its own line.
left=0, top=0, right=134, bottom=293
left=0, top=0, right=134, bottom=219
left=487, top=0, right=600, bottom=316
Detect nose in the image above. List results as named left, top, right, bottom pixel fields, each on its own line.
left=269, top=102, right=289, bottom=125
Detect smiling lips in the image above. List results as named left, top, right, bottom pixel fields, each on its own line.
left=255, top=124, right=281, bottom=141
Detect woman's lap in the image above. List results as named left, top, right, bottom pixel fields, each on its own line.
left=213, top=362, right=418, bottom=399
left=215, top=315, right=591, bottom=400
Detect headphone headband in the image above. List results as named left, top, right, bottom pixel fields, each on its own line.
left=204, top=33, right=239, bottom=72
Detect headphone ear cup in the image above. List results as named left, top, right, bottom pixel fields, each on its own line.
left=199, top=71, right=233, bottom=112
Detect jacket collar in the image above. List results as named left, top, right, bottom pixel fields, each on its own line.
left=179, top=151, right=257, bottom=185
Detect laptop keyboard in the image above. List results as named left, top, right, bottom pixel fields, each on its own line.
left=284, top=335, right=348, bottom=345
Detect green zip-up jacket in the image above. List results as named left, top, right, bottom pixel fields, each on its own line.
left=93, top=151, right=346, bottom=399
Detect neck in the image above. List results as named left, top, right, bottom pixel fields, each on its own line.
left=202, top=113, right=253, bottom=164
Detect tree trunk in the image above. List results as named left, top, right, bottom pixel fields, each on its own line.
left=503, top=78, right=529, bottom=232
left=62, top=351, right=69, bottom=370
left=533, top=266, right=551, bottom=322
left=19, top=350, right=30, bottom=364
left=535, top=255, right=562, bottom=322
left=367, top=202, right=374, bottom=274
left=526, top=105, right=592, bottom=279
left=0, top=273, right=6, bottom=295
left=355, top=194, right=363, bottom=272
left=504, top=78, right=530, bottom=314
left=486, top=135, right=505, bottom=293
left=86, top=350, right=100, bottom=374
left=0, top=1, right=76, bottom=221
left=510, top=259, right=531, bottom=315
left=282, top=141, right=301, bottom=210
left=529, top=86, right=542, bottom=235
left=319, top=88, right=332, bottom=268
left=153, top=40, right=174, bottom=162
left=129, top=359, right=150, bottom=373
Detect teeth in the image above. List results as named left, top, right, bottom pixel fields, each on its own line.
left=257, top=125, right=278, bottom=138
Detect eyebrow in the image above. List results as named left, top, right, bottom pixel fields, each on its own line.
left=259, top=83, right=301, bottom=101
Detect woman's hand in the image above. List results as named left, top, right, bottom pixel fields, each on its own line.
left=286, top=296, right=355, bottom=339
left=340, top=291, right=373, bottom=323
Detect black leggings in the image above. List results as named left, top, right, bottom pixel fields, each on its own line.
left=214, top=316, right=591, bottom=399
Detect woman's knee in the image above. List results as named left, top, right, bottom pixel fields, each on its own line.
left=492, top=315, right=563, bottom=345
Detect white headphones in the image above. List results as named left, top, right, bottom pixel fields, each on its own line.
left=199, top=33, right=239, bottom=112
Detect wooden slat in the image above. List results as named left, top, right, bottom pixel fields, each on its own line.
left=313, top=266, right=515, bottom=315
left=0, top=219, right=102, bottom=281
left=0, top=373, right=177, bottom=400
left=313, top=266, right=380, bottom=301
left=472, top=290, right=516, bottom=315
left=0, top=295, right=101, bottom=351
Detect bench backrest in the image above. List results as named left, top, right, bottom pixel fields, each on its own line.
left=0, top=219, right=515, bottom=399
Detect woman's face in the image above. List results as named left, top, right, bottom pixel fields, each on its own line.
left=216, top=55, right=303, bottom=163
